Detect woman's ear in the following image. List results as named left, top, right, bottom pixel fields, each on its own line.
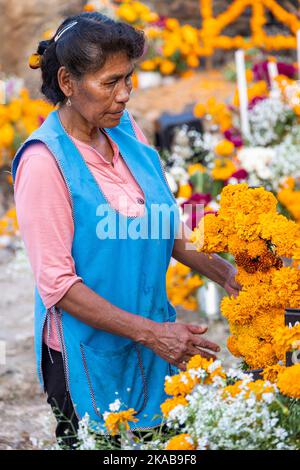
left=57, top=66, right=74, bottom=99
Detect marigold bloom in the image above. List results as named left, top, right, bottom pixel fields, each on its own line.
left=164, top=371, right=198, bottom=397
left=160, top=396, right=188, bottom=417
left=165, top=434, right=196, bottom=450
left=262, top=364, right=285, bottom=383
left=214, top=139, right=235, bottom=157
left=165, top=434, right=195, bottom=450
left=104, top=409, right=138, bottom=436
left=277, top=364, right=300, bottom=399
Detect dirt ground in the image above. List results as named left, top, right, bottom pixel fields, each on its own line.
left=0, top=71, right=236, bottom=450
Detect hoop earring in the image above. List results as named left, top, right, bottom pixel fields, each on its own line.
left=66, top=97, right=72, bottom=107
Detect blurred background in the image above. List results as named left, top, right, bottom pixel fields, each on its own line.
left=1, top=0, right=300, bottom=449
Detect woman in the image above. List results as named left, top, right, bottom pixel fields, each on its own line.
left=12, top=12, right=240, bottom=447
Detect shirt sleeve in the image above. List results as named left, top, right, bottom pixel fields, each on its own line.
left=128, top=111, right=150, bottom=146
left=14, top=142, right=82, bottom=309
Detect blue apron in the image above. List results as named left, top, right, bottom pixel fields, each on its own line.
left=12, top=109, right=180, bottom=431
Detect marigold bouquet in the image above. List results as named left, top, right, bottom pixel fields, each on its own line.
left=191, top=183, right=300, bottom=370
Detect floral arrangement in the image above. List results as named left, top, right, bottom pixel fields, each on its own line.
left=83, top=1, right=203, bottom=77
left=199, top=0, right=300, bottom=56
left=166, top=261, right=203, bottom=312
left=191, top=183, right=300, bottom=370
left=63, top=355, right=300, bottom=450
left=0, top=207, right=19, bottom=246
left=192, top=70, right=300, bottom=200
left=0, top=84, right=53, bottom=169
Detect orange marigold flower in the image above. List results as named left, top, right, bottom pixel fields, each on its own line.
left=227, top=336, right=240, bottom=357
left=214, top=139, right=235, bottom=157
left=262, top=364, right=285, bottom=383
left=277, top=364, right=300, bottom=399
left=165, top=434, right=195, bottom=450
left=164, top=372, right=198, bottom=397
left=160, top=396, right=188, bottom=417
left=104, top=409, right=138, bottom=436
left=187, top=354, right=213, bottom=371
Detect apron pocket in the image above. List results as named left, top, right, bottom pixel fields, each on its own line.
left=80, top=341, right=148, bottom=419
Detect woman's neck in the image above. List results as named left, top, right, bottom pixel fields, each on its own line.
left=58, top=105, right=101, bottom=144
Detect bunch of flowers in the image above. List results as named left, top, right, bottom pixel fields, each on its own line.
left=191, top=184, right=300, bottom=370
left=199, top=0, right=300, bottom=56
left=277, top=177, right=300, bottom=223
left=84, top=1, right=202, bottom=77
left=0, top=86, right=53, bottom=168
left=193, top=71, right=300, bottom=200
left=0, top=207, right=19, bottom=245
left=68, top=356, right=300, bottom=450
left=140, top=19, right=204, bottom=76
left=166, top=261, right=203, bottom=312
left=160, top=356, right=299, bottom=450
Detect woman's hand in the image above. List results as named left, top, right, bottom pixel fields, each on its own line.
left=145, top=321, right=221, bottom=371
left=223, top=268, right=241, bottom=298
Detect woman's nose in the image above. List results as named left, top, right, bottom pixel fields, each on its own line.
left=115, top=85, right=131, bottom=103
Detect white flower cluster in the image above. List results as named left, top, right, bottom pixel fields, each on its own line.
left=248, top=97, right=294, bottom=147
left=165, top=370, right=294, bottom=450
left=238, top=127, right=300, bottom=191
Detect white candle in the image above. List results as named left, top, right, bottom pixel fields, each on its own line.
left=297, top=30, right=300, bottom=81
left=267, top=61, right=278, bottom=90
left=235, top=50, right=250, bottom=138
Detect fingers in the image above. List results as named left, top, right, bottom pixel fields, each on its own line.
left=188, top=347, right=217, bottom=361
left=192, top=336, right=220, bottom=353
left=186, top=323, right=208, bottom=335
left=176, top=348, right=217, bottom=371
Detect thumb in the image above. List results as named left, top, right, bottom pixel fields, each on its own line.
left=186, top=323, right=208, bottom=335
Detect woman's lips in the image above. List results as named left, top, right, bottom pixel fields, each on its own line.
left=108, top=110, right=124, bottom=118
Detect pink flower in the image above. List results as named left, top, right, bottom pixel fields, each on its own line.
left=181, top=193, right=212, bottom=230
left=224, top=128, right=243, bottom=148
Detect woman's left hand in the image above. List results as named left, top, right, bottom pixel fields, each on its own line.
left=223, top=268, right=241, bottom=298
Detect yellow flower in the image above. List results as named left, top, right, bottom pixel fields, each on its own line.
left=160, top=396, right=188, bottom=417
left=164, top=372, right=197, bottom=397
left=104, top=409, right=138, bottom=436
left=262, top=364, right=285, bottom=383
left=0, top=123, right=14, bottom=148
left=277, top=364, right=300, bottom=399
left=166, top=262, right=202, bottom=311
left=188, top=163, right=205, bottom=175
left=160, top=60, right=176, bottom=76
left=163, top=42, right=178, bottom=58
left=177, top=183, right=192, bottom=199
left=211, top=159, right=236, bottom=180
left=214, top=139, right=235, bottom=157
left=193, top=102, right=206, bottom=118
left=186, top=55, right=200, bottom=68
left=223, top=380, right=275, bottom=400
left=117, top=5, right=138, bottom=23
left=272, top=324, right=300, bottom=361
left=187, top=355, right=213, bottom=372
left=227, top=336, right=240, bottom=357
left=28, top=53, right=42, bottom=69
left=165, top=18, right=180, bottom=31
left=140, top=60, right=157, bottom=71
left=165, top=434, right=195, bottom=450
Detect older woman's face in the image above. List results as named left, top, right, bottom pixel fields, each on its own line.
left=70, top=51, right=134, bottom=128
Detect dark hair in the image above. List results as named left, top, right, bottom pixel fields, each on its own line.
left=37, top=12, right=146, bottom=105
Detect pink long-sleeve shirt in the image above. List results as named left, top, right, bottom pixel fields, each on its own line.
left=14, top=112, right=148, bottom=352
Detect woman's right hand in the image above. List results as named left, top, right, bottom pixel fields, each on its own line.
left=145, top=321, right=221, bottom=371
